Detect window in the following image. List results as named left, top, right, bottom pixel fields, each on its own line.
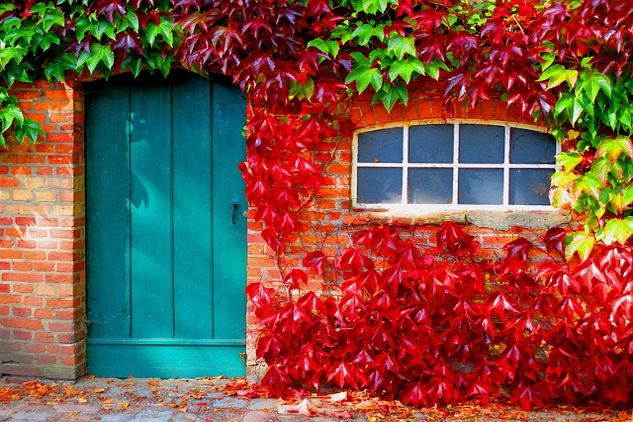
left=353, top=122, right=558, bottom=210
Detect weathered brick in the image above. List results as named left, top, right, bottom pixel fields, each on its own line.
left=0, top=295, right=22, bottom=304
left=2, top=272, right=43, bottom=282
left=0, top=177, right=20, bottom=187
left=1, top=317, right=44, bottom=330
left=12, top=308, right=32, bottom=317
left=12, top=190, right=34, bottom=201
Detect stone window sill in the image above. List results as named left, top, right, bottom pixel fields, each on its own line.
left=344, top=208, right=572, bottom=231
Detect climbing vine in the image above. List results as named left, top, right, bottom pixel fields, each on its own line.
left=2, top=0, right=633, bottom=408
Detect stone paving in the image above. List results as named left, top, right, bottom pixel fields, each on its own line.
left=0, top=377, right=629, bottom=422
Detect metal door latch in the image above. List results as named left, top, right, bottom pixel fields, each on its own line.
left=230, top=197, right=240, bottom=225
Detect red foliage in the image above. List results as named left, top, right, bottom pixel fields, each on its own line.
left=248, top=222, right=633, bottom=409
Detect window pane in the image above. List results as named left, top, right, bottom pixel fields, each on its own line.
left=459, top=124, right=505, bottom=164
left=458, top=169, right=503, bottom=205
left=409, top=124, right=454, bottom=163
left=408, top=169, right=452, bottom=204
left=357, top=128, right=403, bottom=163
left=510, top=128, right=556, bottom=164
left=357, top=167, right=402, bottom=204
left=510, top=169, right=553, bottom=205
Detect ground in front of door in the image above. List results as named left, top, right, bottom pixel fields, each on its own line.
left=0, top=377, right=629, bottom=422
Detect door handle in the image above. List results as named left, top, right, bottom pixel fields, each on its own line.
left=230, top=197, right=240, bottom=225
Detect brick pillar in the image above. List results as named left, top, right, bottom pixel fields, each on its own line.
left=0, top=80, right=85, bottom=380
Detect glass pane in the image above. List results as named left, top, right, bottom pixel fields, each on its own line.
left=357, top=128, right=403, bottom=163
left=357, top=167, right=402, bottom=204
left=510, top=169, right=553, bottom=205
left=408, top=169, right=452, bottom=204
left=459, top=124, right=505, bottom=164
left=510, top=128, right=556, bottom=164
left=409, top=124, right=454, bottom=163
left=458, top=169, right=503, bottom=205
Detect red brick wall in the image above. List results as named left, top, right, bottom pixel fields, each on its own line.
left=0, top=81, right=86, bottom=380
left=0, top=79, right=569, bottom=381
left=244, top=86, right=571, bottom=378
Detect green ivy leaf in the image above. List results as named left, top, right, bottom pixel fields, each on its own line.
left=556, top=151, right=582, bottom=172
left=306, top=39, right=340, bottom=58
left=596, top=135, right=633, bottom=163
left=146, top=16, right=174, bottom=47
left=553, top=93, right=573, bottom=118
left=551, top=170, right=579, bottom=189
left=30, top=2, right=53, bottom=16
left=44, top=54, right=76, bottom=82
left=40, top=8, right=65, bottom=32
left=388, top=57, right=425, bottom=83
left=345, top=65, right=382, bottom=93
left=623, top=184, right=633, bottom=207
left=387, top=34, right=416, bottom=61
left=86, top=44, right=114, bottom=74
left=119, top=12, right=140, bottom=32
left=351, top=23, right=384, bottom=44
left=426, top=59, right=450, bottom=80
left=32, top=29, right=60, bottom=52
left=369, top=48, right=385, bottom=62
left=576, top=172, right=603, bottom=200
left=91, top=19, right=117, bottom=41
left=359, top=0, right=392, bottom=14
left=13, top=117, right=43, bottom=143
left=537, top=64, right=578, bottom=89
left=121, top=56, right=144, bottom=77
left=565, top=231, right=595, bottom=261
left=75, top=16, right=91, bottom=42
left=0, top=48, right=18, bottom=70
left=288, top=77, right=315, bottom=101
left=373, top=82, right=408, bottom=111
left=0, top=103, right=23, bottom=132
left=590, top=156, right=610, bottom=186
left=4, top=61, right=33, bottom=86
left=599, top=218, right=633, bottom=245
left=592, top=72, right=612, bottom=97
left=570, top=97, right=583, bottom=126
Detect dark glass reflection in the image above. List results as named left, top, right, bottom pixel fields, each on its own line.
left=357, top=167, right=402, bottom=203
left=510, top=169, right=553, bottom=205
left=459, top=124, right=504, bottom=164
left=358, top=128, right=403, bottom=163
left=408, top=168, right=453, bottom=204
left=409, top=124, right=454, bottom=163
left=459, top=169, right=503, bottom=204
left=510, top=128, right=556, bottom=164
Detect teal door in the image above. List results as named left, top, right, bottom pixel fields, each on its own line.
left=85, top=72, right=247, bottom=377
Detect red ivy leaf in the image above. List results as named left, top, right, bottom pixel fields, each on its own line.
left=303, top=250, right=327, bottom=275
left=544, top=227, right=567, bottom=256
left=283, top=269, right=307, bottom=289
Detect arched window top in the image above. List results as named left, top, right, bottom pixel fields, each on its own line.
left=352, top=120, right=559, bottom=211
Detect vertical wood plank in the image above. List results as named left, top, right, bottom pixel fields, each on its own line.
left=172, top=76, right=214, bottom=339
left=129, top=77, right=175, bottom=339
left=211, top=83, right=247, bottom=339
left=86, top=82, right=132, bottom=339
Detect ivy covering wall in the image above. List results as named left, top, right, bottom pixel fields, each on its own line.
left=1, top=0, right=633, bottom=409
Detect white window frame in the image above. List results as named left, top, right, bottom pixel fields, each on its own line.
left=351, top=119, right=560, bottom=212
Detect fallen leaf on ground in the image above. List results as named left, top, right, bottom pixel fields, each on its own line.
left=285, top=398, right=325, bottom=417
left=327, top=410, right=353, bottom=419
left=326, top=391, right=349, bottom=402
